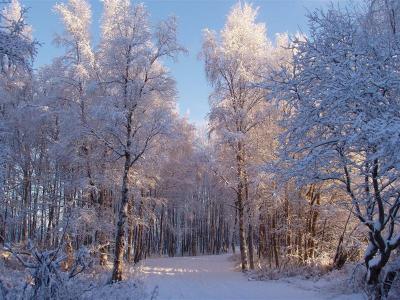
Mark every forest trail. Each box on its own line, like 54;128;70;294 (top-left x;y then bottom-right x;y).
140;254;358;300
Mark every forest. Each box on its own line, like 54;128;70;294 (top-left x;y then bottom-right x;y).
0;0;399;299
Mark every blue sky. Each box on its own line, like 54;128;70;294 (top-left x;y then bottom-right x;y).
22;0;347;126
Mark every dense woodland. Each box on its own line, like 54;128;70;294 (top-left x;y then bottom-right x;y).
0;0;400;299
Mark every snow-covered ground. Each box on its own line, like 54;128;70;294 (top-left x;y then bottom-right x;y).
139;254;363;300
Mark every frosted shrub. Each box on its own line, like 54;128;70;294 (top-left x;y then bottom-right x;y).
4;241;91;300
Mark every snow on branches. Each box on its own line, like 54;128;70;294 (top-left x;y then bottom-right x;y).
270;1;400;296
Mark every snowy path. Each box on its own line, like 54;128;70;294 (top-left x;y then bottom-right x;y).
140;254;360;300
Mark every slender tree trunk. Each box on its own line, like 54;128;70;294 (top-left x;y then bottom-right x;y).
231;208;237;254
258;221;267;258
22;167;30;241
111;152;131;282
248;223;254;269
244;173;254;270
159;204;164;256
236;142;248;271
111;108;133;281
272;213;279;268
127;200;134;263
134;199;144;264
237;189;247;271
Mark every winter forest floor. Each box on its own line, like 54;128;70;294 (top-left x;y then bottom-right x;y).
1;251;368;299
138;254;363;300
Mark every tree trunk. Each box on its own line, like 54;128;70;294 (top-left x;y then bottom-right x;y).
126;199;134;262
258;221;267;258
248;223;254;269
237;190;247;271
22;167;30;241
134;199;144;264
272;214;279;268
231;208;238;254
236;142;248;271
365;242;391;300
159;204;164;256
111;150;131;282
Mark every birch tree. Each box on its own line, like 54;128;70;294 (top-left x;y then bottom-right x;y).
51;0;97;269
201;2;270;271
96;0;183;281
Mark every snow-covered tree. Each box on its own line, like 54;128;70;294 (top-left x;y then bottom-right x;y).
270;1;400;296
0;0;36;73
50;0;98;269
201;2;271;271
53;0;94;120
95;0;184;281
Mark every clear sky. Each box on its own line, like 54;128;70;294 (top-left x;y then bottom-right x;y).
21;0;346;126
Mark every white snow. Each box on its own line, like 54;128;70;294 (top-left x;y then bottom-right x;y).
139;254;363;300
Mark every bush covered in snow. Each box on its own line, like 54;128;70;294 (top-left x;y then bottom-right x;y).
0;242;146;300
